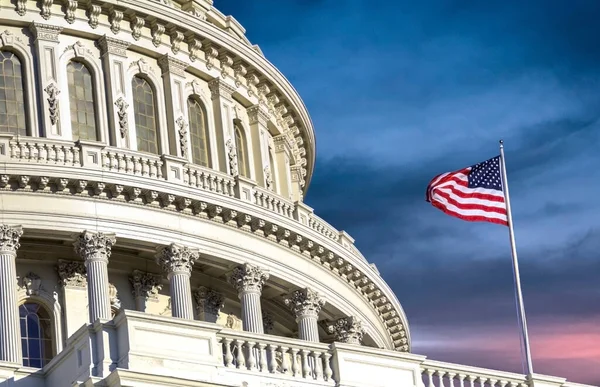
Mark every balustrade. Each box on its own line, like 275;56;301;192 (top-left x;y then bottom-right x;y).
308;214;340;242
254;186;294;218
183;164;235;197
421;361;528;387
9;138;80;166
101;148;163;179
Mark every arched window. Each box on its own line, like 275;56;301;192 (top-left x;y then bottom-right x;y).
19;302;54;368
187;97;210;167
235;125;250;178
132;76;158;154
0;50;26;136
268;150;277;192
67;61;98;141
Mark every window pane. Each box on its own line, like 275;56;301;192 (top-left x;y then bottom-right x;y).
132;76;158;154
187;98;210;167
0;51;27;135
67;61;98;141
19;303;54;368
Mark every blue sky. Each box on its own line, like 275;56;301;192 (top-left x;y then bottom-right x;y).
216;1;600;383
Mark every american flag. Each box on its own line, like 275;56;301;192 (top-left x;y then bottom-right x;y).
426;156;507;225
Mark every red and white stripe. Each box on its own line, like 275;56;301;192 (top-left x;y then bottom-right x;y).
426;168;507;226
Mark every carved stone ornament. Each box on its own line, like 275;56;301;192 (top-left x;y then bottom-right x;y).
41;0;52;19
284;288;326;319
87;4;101;29
225;138;238;177
65;0;78;24
29;23;63;42
327;316;365;345
57;259;87;287
74;231;117;264
228;263;269;294
114;97;129;138
130;270;162;300
225;313;242;330
130;16;145;41
16;0;27;16
247;105;270;126
97;36;129;58
0;225;23;254
155;243;199;276
109;283;121;310
207;78;234;101
19;272;43;296
263;310;274;333
44;83;60;125
264;166;274;191
130;58;150;74
176;116;189;158
64;41;92;58
0;30;19;47
194;286;224;315
109;8;123;34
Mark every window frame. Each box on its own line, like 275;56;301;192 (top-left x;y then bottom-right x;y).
187;96;211;168
66;60;99;142
131;74;160;155
234;123;250;178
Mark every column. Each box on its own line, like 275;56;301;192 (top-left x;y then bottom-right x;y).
193;286;224;323
74;231;116;323
228;263;269;333
0;225;23;364
29;23;62;138
208;78;236;174
130;270;163;312
284;288;326;342
56;259;88;338
158;55;190;158
327;316;365;345
97;35;131;147
247;104;271;187
156;243;199;319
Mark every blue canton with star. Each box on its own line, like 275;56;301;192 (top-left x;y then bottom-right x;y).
467;156;503;191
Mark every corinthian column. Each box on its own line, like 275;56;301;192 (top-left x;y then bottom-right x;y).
130;270;163;312
74;231;116;323
228;263;269;333
0;225;23;363
156;243;199;320
284;288;326;342
194;286;224;323
327;316;365;345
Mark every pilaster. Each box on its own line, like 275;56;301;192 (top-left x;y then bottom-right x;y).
158;55;190;158
247;104;271;188
208;78;236;174
156;243;199;320
97;35;131;148
74;231;116;323
284;287;325;342
228;263;269;333
56;259;88;337
193;286;224;323
129;270;162;312
0;225;23;364
328;316;365;345
29;23;62;139
273;134;293;199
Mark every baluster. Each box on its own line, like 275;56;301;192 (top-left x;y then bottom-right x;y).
65;145;73;164
290;348;299;377
109;153;117;170
27;142;34;161
116;154;124;172
156;161;163;179
132;157;140;175
467;376;476;387
234;339;245;369
73;145;80;165
246;341;256;370
424;369;435;387
458;374;467;387
312;351;323;380
437;371;446;387
9;141;16;159
489;379;498;387
257;343;268;372
322;352;333;382
279;346;290;375
498;380;507;387
300;349;310;378
200;171;207;190
479;377;488;387
37;144;46;162
209;175;216;191
17;142;24;160
267;344;277;374
448;373;456;387
216;177;223;194
222;337;233;367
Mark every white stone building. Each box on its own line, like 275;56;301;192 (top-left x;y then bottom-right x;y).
0;1;593;386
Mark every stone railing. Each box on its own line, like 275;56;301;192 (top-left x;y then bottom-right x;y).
308;213;340;242
421;360;529;387
253;186;295;218
218;329;334;384
101;147;164;180
9;137;81;166
184;163;236;197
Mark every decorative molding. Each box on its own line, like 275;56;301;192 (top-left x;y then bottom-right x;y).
194;286;224;316
65;0;78;23
187;37;203;62
97;36;129;57
18;272;43;296
115;97;129;138
284;288;325;320
57;259;86;288
109;8;124;34
187;79;204;97
264;166;273;191
176;116;188;158
157;55;188;77
0;30;23;47
130;58;151;74
224;313;242;330
16;0;27;16
225;138;238;177
208;78;235;101
202;41;219;70
87;4;102;29
327;316;365;345
247;105;270;126
0;225;23;254
29;23;63;42
130;270;162;300
44;83;60;125
63;41;92;58
170;29;184;54
233;60;247;88
150;21;165;47
155;243;199;276
219;53;234;79
41;0;53;20
109;283;121;310
130;16;145;41
229;263;269;294
74;231;117;264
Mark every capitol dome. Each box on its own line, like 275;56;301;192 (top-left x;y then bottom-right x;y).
0;1;591;387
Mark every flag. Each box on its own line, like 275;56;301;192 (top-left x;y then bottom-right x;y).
426;156;507;225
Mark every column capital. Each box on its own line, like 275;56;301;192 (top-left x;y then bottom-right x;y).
193;286;224;315
229;263;269;294
130;270;163;300
0;225;23;255
74;231;116;264
57;259;87;288
208;77;235;101
247;104;270;126
327;316;365;345
29;22;63;42
97;35;130;57
156;243;199;276
284;287;326;320
158;54;189;77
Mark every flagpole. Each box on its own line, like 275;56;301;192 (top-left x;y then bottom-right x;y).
499;140;534;375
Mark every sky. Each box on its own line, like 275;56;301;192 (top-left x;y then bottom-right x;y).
216;1;600;383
